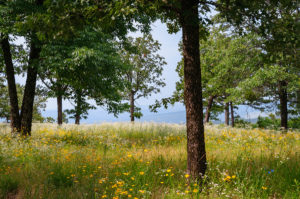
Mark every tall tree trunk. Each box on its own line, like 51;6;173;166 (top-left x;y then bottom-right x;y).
57;94;63;125
279;81;288;130
74;91;81;125
224;102;229;125
229;101;234;127
20;40;41;136
204;95;215;124
0;37;21;132
75;114;80;125
180;0;207;180
130;91;135;122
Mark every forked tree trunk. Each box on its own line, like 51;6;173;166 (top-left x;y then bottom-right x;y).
180;0;207;180
57;94;63;125
130;91;135;122
229;101;234;127
204;95;215;124
20;41;41;136
224;102;229;125
0;37;21;132
279;81;288;130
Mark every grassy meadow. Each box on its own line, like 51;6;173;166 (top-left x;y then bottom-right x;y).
0;123;299;199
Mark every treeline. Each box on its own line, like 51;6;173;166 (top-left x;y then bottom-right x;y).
0;0;298;181
152;23;299;130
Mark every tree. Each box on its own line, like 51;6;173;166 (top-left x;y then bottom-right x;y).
65;89;96;125
218;0;299;129
121;35;166;122
0;0;153;135
135;0;217;180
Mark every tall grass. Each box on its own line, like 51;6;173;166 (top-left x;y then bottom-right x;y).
0;123;299;198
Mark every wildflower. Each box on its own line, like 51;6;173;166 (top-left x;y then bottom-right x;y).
185;174;190;178
223;175;231;182
268;169;274;174
139;172;144;175
166;169;171;173
50;172;54;175
139;190;145;194
160;181;164;184
123;172;129;176
231;175;236;179
262;186;267;190
128;195;132;198
193;189;199;193
102;195;107;198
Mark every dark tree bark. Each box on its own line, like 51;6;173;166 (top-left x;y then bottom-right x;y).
0;37;21;132
130;90;135;122
279;81;288;130
229;101;234;127
57;94;63;125
180;0;207;180
75;114;80;125
204;95;215;124
224;102;229;125
20;40;41;136
74;91;82;125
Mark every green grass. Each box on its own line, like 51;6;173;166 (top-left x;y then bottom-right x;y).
0;123;299;198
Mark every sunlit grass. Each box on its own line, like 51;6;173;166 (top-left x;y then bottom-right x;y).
0;123;299;198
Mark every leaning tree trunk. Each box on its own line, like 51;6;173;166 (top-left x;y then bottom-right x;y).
0;37;21;132
130;91;135;122
224;102;229;125
229;101;234;127
204;95;215;124
279;81;288;130
180;0;207;180
20;40;41;136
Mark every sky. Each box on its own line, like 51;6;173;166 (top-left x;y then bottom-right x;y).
12;20;270;123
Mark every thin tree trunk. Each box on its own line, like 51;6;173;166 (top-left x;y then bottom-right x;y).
20;40;41;136
130;91;135;122
0;37;21;132
229;101;234;127
279;81;288;130
204;95;214;124
57;94;63;125
224;102;229;125
180;0;207;180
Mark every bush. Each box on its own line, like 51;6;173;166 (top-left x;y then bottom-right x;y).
256;114;280;130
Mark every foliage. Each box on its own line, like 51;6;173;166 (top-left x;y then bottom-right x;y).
0;84;47;123
255;114;300;130
120;34;166;120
